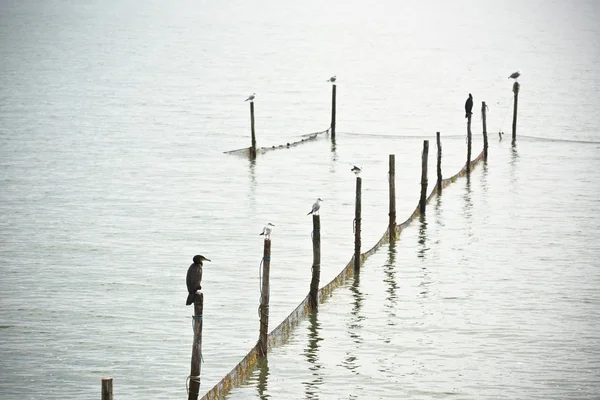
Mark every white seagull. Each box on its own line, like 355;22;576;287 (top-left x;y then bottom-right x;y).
307;198;323;216
508;70;520;80
327;76;336;83
259;223;275;239
245;93;256;102
351;165;362;176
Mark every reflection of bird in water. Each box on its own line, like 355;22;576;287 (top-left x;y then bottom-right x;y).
327;75;336;83
499;131;504;140
245;93;256;102
508;70;521;80
186;255;210;305
307;198;323;215
259;223;275;239
465;93;473;118
351;165;362;176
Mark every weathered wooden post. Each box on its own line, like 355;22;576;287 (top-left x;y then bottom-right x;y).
354;176;362;271
482;101;488;160
188;292;204;400
258;238;271;356
419;140;429;214
512;82;520;144
466;113;472;174
250;101;257;158
101;377;113;400
436;132;442;192
330;83;337;140
388;154;396;241
309;215;321;309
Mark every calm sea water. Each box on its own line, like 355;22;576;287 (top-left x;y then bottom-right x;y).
1;0;599;399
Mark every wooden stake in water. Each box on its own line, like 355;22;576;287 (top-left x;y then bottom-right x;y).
354;176;362;271
436;132;442;192
258;239;271;356
250;101;257;158
482;101;488;160
388;154;396;241
467;114;472;174
419;140;429;214
101;377;113;400
188;292;204;400
330;84;337;140
310;215;321;309
512;82;520;144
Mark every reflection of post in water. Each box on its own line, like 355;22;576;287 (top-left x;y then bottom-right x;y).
344;272;364;373
256;357;270;400
417;214;428;259
383;242;398;322
510;142;519;189
303;309;323;399
247;158;257;210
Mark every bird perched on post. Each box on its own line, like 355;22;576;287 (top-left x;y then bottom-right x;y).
260;223;275;239
245;93;256;102
508;70;520;80
465;93;473;118
186;255;210;305
351;165;362;176
327;75;336;83
307;198;323;215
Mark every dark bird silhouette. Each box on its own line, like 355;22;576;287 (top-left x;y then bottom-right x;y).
465;93;473;118
186;255;210;305
508;70;521;80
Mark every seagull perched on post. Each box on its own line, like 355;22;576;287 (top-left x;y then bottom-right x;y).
351;165;362;176
465;93;473;118
245;93;256;102
508;70;521;80
259;223;275;239
307;198;323;215
327;76;336;83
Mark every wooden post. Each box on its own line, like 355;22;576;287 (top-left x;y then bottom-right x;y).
309;215;321;309
512;82;520;144
250;101;257;158
436;132;442;192
101;378;113;400
388;154;396;241
258;239;271;356
330;84;337;140
353;177;362;271
466;114;472;174
482;102;488;160
419;140;429;214
188;292;204;400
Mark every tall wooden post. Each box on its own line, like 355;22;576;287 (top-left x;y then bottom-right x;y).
512;82;520;144
309;215;321;309
436;132;442;192
188;292;204;400
250;101;257;158
482;102;488;160
101;378;113;400
330;84;337;140
354;177;362;271
388;154;396;241
258;239;271;356
419;140;429;214
466;114;472;174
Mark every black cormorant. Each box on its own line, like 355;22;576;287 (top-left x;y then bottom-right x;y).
465;93;473;118
186;255;210;305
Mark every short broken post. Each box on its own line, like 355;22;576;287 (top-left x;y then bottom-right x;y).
188;292;204;400
258;238;271;356
101;377;113;400
482;101;488;160
436;132;442;192
388;154;396;241
354;176;362;271
309;215;321;310
419;140;429;214
512;82;520;144
250;101;257;158
330;83;337;140
466;113;472;174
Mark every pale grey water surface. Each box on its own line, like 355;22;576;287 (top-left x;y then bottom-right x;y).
1;0;599;399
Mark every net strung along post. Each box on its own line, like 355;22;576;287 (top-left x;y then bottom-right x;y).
101;377;113;400
188;292;204;400
309;214;321;310
436;132;442;193
419;140;429;214
250;101;257;158
482;101;488;160
258;238;271;356
388;154;396;241
354;176;362;271
330;83;337;140
512;82;520;144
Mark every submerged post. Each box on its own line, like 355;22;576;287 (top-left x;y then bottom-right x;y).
512;82;520;143
354;176;362;271
250;101;257;158
466;114;472;174
330;84;337;140
188;292;204;400
419;140;429;214
388;154;396;241
482;101;488;160
436;132;442;192
101;378;113;400
258;239;271;356
309;215;321;309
